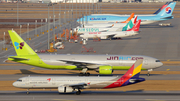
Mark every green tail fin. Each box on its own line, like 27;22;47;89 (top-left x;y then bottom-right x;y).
122;20;134;31
8;30;37;56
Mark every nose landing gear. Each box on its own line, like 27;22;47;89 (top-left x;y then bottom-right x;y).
147;69;153;76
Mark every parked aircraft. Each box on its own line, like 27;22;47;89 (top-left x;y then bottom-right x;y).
80;15;137;28
80;19;141;40
75;16;137;34
13;59;145;95
77;2;176;25
8;30;163;76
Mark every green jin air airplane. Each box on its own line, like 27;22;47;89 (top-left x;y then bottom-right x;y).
8;30;163;76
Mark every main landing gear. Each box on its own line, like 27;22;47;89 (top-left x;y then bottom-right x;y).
79;72;90;76
76;89;81;95
27;89;29;94
79;68;90;76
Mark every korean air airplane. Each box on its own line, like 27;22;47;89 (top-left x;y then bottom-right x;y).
77;2;176;25
8;30;163;76
13;59;145;95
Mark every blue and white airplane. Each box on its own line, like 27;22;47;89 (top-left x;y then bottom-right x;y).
77;2;176;25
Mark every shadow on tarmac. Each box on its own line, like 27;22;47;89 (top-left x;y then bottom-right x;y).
17;69;161;77
0;90;180;96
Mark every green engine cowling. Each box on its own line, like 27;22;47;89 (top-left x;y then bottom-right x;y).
98;66;113;75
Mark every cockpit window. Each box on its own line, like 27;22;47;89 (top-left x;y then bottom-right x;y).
156;60;161;62
17;80;22;82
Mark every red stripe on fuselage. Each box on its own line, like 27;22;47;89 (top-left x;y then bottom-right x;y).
103;64;135;88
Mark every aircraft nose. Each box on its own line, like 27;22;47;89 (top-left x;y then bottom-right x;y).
157;61;163;68
12;82;18;87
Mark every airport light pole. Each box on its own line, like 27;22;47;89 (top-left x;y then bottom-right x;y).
76;0;77;27
41;19;42;34
53;15;55;48
59;2;61;34
35;20;37;36
47;3;52;49
17;0;19;26
89;0;90;15
64;12;66;41
53;4;55;48
59;13;61;33
20;25;22;36
96;2;98;14
3;32;5;50
71;9;73;36
82;0;84;25
86;0;87;24
65;0;66;23
27;23;29;40
92;0;94;14
46;18;47;33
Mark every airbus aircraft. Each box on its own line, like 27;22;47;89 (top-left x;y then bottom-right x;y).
8;30;163;76
77;2;176;25
80;20;141;40
13;59;145;95
75;16;137;34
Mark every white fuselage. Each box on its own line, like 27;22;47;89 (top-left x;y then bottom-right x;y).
80;31;139;39
13;76;119;89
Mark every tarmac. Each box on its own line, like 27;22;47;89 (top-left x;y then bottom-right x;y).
1;2;180;101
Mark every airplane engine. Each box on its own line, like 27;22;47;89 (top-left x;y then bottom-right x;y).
58;86;74;93
100;36;107;39
96;66;113;75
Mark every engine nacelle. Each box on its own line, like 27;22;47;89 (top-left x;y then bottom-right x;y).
58;86;74;93
100;36;107;39
97;66;113;75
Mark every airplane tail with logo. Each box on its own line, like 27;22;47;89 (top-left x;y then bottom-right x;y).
154;2;172;14
126;19;141;32
8;30;38;61
156;2;176;18
121;16;138;31
132;15;138;25
119;59;145;87
121;13;134;23
104;59;145;88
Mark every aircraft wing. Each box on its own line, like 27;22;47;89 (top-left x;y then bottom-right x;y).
69;82;88;89
100;30;109;32
59;60;108;69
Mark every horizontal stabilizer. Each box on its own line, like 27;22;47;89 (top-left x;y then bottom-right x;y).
8;56;29;60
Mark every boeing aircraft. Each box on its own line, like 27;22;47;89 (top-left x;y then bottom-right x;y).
8;30;163;76
77;2;176;25
80;20;141;40
13;59;145;95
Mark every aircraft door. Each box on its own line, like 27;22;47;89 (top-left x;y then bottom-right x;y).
144;59;148;65
25;78;29;85
39;59;42;64
52;78;56;85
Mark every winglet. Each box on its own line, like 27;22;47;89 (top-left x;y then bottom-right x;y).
8;30;37;56
126;20;141;32
121;13;134;23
